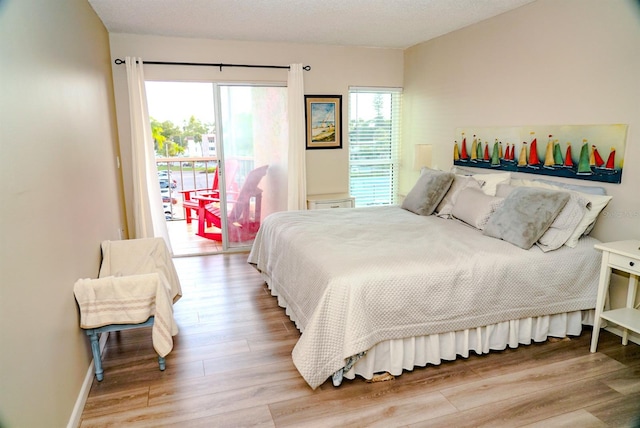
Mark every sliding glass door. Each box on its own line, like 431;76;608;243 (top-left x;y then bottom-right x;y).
146;81;287;255
216;84;288;250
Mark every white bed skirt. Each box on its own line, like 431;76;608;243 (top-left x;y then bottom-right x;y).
338;310;595;385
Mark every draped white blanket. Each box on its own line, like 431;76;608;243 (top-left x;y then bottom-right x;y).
248;206;601;389
73;273;178;357
99;237;182;302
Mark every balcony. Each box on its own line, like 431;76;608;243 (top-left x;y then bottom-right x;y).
155;157;254;256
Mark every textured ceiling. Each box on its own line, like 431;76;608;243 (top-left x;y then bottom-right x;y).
88;0;535;49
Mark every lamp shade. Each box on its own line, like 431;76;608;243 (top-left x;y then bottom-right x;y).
414;144;433;170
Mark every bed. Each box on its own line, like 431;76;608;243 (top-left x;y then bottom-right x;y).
247;169;611;389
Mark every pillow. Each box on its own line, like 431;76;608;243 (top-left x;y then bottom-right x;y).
401;168;454;216
472;172;512;196
451;187;504;230
435;174;483;218
536;192;590;252
565;193;611;244
509;178;612;246
483;187;570;250
498;182;590;251
450;166;511;196
495;182;516;198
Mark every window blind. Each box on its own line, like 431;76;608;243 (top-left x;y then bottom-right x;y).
348;87;402;207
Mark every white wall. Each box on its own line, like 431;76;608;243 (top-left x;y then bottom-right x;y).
402;0;640;321
108;33;403;229
0;1;123;426
403;0;639;243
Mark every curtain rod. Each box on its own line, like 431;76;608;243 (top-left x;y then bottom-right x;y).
114;58;310;71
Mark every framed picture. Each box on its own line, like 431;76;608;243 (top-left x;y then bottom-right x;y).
305;95;342;150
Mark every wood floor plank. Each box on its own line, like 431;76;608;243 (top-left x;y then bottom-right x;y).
441;353;626;411
202;343;295;376
600;366;640;395
408;378;623;428
81;386;149;419
520;409;608;428
148;360;302;406
584;391;640;427
81;378;314;427
86;359;205;397
156;405;276;428
275;390;456;428
269;363;480;425
464;335;594;379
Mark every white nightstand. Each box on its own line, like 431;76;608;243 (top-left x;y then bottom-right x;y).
307;193;355;210
590;240;640;352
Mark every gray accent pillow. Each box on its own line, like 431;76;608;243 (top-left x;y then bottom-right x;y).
402;168;454;216
435;174;483;219
483;187;570;250
451;187;504;230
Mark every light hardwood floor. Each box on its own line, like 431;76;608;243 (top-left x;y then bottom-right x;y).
166;219;223;256
80;252;640;427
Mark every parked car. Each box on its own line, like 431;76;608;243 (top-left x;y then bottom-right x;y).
160;188;177;204
163;202;174;220
159;178;177;189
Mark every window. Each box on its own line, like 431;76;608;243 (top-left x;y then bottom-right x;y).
348;87;402;207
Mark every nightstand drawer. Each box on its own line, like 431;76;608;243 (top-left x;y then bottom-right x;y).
307;193;355;210
609;253;640;276
312;200;353;209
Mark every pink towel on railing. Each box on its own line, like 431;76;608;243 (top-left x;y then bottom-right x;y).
73;272;178;357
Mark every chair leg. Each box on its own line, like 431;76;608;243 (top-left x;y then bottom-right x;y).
159;356;166;371
88;331;104;381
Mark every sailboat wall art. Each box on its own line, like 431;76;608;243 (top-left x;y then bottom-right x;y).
453;124;627;184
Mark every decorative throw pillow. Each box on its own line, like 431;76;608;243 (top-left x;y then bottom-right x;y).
451;187;504;230
509;178;612;246
435;175;483;219
536;192;590;252
401;168;454;216
483;187;570;250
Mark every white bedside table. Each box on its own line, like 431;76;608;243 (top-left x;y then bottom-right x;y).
307;193;355;210
590;240;640;352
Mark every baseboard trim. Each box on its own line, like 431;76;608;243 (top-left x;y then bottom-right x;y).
67;332;109;428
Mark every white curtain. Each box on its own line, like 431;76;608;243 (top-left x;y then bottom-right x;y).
287;64;307;211
125;57;172;252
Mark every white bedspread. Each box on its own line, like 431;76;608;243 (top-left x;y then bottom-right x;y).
248;206;602;389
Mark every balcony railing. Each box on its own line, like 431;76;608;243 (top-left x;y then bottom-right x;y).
155;157;218;221
155;156;255;221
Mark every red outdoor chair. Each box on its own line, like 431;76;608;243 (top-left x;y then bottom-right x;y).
193;165;268;242
179;160;238;224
